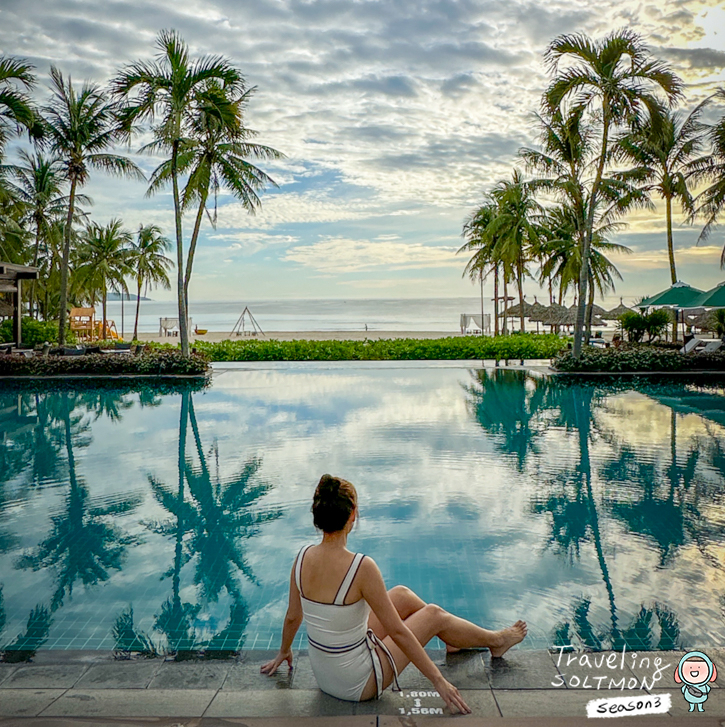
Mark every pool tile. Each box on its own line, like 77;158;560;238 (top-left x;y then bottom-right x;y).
0;688;65;716
494;688;601;717
2;664;89;689
483;650;563;689
74;660;163;689
148;661;231;689
41;688;216;717
222;651;293;691
204;689;356;717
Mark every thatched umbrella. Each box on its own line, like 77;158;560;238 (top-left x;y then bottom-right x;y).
501;299;535;318
603;298;634;320
0;299;12;318
537;304;568;330
527;299;548;322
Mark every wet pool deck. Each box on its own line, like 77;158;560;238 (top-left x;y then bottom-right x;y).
1;649;724;724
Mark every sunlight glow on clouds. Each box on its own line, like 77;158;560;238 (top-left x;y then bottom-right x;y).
2;0;725;301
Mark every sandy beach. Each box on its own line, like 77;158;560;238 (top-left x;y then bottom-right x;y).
135;330;463;343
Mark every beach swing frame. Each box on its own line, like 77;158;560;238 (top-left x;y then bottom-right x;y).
231;306;266;337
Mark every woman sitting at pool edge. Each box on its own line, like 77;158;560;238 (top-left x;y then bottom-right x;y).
261;474;527;714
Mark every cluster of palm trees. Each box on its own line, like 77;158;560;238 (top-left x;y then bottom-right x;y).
0;30;281;353
460;30;725;357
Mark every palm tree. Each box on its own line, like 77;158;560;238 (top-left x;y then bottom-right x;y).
129;225;172;341
459;201;499;335
40;66;144;345
544;30;683;357
146;81;283;309
75;219;133;339
3;151;91;318
689;88;725;266
487;170;541;332
14;393;141;611
0;56;37;153
616;100;710;283
113;29;246;357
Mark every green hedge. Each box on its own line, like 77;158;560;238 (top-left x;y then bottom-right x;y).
0;350;210;377
553;345;725;373
189;334;567;362
0;318;75;346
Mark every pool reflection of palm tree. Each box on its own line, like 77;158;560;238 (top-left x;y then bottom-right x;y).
464;369;548;471
15;393;141;610
147;392;281;658
1;601;53;662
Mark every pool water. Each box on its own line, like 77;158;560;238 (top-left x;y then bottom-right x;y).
0;364;724;657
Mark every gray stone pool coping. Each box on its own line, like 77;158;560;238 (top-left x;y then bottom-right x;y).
1;649;723;722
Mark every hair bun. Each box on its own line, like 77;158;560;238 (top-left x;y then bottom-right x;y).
318;474;340;498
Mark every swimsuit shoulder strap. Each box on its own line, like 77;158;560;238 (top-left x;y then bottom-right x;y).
333;552;366;605
294;544;313;593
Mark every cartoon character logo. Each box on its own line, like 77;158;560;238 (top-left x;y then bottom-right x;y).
674;651;717;712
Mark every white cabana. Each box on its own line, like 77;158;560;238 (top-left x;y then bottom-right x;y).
159;317;192;337
460;313;491;334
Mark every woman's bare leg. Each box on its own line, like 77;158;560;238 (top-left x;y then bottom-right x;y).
360;604;527;700
368;586;463;653
367;586;426;639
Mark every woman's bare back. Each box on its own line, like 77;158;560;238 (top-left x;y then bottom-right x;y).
298;545;366;605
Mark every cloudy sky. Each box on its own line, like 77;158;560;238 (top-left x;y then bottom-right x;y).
2;0;725;304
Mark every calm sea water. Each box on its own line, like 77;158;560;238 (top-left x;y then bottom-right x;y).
101;298;493;334
0;366;724;657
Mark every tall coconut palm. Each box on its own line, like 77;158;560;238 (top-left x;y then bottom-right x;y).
113;30;246;357
459;201;499;335
0;56;37;153
3;151;91;318
689;88;725;267
129;224;172;341
75;219;133;339
616;100;710;283
488;170;541;333
40;66;144;345
146;82;283;309
544;30;683;357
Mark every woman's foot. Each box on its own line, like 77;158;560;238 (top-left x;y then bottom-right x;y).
489;620;527;658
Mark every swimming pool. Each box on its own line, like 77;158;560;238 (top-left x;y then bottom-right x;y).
0;364;724;657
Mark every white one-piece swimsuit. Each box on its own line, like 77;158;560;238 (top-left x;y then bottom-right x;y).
295;544;401;701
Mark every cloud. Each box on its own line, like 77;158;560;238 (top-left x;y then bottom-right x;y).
283;237;461;273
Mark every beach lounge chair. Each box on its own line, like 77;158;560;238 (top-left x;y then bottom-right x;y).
702;339;723;353
679;338;701;354
69;307;96;341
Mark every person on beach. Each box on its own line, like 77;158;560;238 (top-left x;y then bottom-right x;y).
260;474;527;713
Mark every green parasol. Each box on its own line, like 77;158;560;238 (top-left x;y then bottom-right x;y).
638;281;705;308
690;281;725;309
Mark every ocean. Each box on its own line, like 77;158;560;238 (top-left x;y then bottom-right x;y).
99;298;493;334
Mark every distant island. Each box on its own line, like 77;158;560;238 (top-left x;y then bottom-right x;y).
106;292;152;301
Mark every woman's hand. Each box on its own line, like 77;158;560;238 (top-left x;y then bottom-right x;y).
434;676;471;715
260;648;293;676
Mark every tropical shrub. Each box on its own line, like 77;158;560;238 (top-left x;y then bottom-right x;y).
191;334;568;362
619;310;671;343
714;309;725;337
0;350;210;377
643;309;671;341
553;345;725;373
0;318;74;346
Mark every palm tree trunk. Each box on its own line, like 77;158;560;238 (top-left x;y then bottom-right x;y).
102;287;107;340
184;188;209;313
479;269;484;337
171;140;189;357
493;264;499;336
30;220;41;319
517;254;525;333
502;274;509;335
174;391;189;607
133;276;142;341
58;177;78;346
585;274;594;340
666;195;677;285
574;113;610;359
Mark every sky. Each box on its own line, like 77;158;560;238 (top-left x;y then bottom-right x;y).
2;0;725;305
